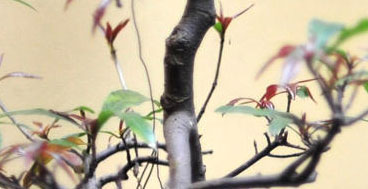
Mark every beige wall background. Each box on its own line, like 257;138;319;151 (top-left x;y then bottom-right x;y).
1;0;368;188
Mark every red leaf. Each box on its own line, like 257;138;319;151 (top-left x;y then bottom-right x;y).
256;45;296;79
279;45;296;57
111;19;129;43
105;22;113;43
260;84;279;102
216;3;254;33
222;17;233;31
93;0;112;32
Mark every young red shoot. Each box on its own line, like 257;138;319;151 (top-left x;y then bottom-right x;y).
105;19;129;46
214;2;254;36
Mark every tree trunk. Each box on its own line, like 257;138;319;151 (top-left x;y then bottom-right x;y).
161;0;215;188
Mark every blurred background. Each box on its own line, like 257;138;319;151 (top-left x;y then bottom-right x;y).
1;0;368;188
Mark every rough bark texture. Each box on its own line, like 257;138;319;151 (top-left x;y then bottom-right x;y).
161;0;215;188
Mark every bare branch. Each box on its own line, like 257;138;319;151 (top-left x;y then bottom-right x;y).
201;150;213;155
194;116;342;189
98;156;168;187
268;152;306;158
253;140;258;155
344;108;368;125
191;173;316;189
197;35;225;123
0;172;24;189
225;135;286;178
96;141;166;164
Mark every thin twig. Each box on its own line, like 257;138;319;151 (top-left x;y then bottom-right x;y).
197;36;225;123
121;136;132;165
344;85;359;111
96;141;166;164
142;153;156;189
98;156;168;187
224;135;284;178
0;99;34;141
286;94;292;113
268;152;306;158
130;0;162;187
202;150;214;155
253;140;258;155
283;142;308;151
344;108;368;125
264;133;271;145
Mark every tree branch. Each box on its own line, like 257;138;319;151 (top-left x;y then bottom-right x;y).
190;173;316;189
161;0;215;188
0;173;24;189
192;117;342;189
98;156;168;187
344;108;368;125
224;136;281;178
96;141;166;164
197;36;225;123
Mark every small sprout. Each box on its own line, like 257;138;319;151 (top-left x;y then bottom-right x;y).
32;121;61;140
105;19;130;46
214;2;254;36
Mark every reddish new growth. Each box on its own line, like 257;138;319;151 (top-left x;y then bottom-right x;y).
105;19;130;45
216;3;254;35
226;79;317;110
32;121;60;140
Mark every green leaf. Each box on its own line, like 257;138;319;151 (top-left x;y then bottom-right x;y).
308;19;344;49
269;117;291;136
118;112;156;149
0;108;79;127
216;105;293;136
72;106;95;114
11;0;37;11
332;18;368;48
215;105;293;119
364;82;368;94
296;86;310;98
214;22;223;34
97;90;148;128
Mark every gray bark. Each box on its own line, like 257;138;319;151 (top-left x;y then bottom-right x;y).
161;0;215;188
